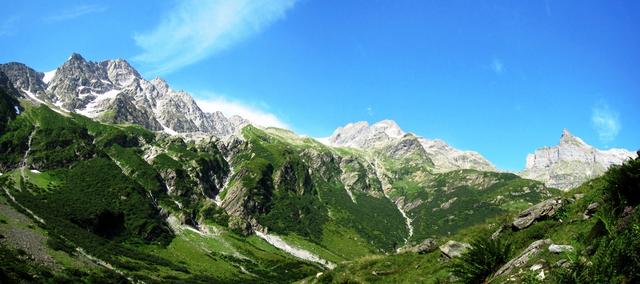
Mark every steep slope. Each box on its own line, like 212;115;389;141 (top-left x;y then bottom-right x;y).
0;101;320;283
520;129;636;190
326;120;497;172
0;53;247;137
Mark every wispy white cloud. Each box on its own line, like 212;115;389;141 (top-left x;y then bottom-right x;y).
491;58;504;74
45;5;107;22
591;102;621;143
195;93;289;129
366;106;374;116
133;0;297;74
0;16;20;36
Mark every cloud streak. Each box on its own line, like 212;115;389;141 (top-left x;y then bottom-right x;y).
133;0;297;74
591;102;621;143
45;5;107;22
195;94;289;129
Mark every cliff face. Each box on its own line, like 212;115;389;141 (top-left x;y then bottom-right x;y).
520;129;636;190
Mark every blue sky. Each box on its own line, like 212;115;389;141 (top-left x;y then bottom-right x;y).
1;0;639;170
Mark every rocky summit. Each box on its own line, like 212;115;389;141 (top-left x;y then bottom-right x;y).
0;53;247;137
326;119;497;172
520;129;637;190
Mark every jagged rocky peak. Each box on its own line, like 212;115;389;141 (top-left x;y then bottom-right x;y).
521;129;636;191
559;128;588;147
328;119;406;149
0;53;249;138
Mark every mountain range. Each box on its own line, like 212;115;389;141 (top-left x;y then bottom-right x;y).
0;54;638;283
0;53;634;190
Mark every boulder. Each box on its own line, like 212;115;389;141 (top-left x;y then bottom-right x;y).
439;240;471;258
400;238;438;254
512;198;564;230
493;239;551;278
583;202;599;219
549;244;574;253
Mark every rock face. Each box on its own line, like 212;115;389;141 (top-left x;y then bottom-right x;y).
439;240;471;258
520;129;636;190
494;239;552;278
0;53;247;137
512;198;564;230
326;120;496;172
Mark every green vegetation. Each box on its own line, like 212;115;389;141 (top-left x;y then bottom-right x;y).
449;237;512;283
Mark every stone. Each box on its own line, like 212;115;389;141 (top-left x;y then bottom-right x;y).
583;202;599;219
439;240;472;258
512;198;564;230
400;238;438;254
493;239;551;278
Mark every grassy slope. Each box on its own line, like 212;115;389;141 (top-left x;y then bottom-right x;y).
0;103;320;283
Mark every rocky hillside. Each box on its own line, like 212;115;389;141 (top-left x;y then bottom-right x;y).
0;53;247;137
520;129;636;190
307;154;640;283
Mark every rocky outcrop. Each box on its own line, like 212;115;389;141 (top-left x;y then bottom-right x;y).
583;202;599;219
439;240;471;258
520;129;636;190
399;238;437;254
493;239;552;278
339;156;383;199
512;198;564;230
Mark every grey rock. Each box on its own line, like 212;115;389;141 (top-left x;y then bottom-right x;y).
439;240;471;258
400;238;438;254
493;239;552;278
583;202;599;219
512;198;564;230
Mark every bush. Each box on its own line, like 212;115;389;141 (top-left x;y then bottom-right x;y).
602;156;640;216
449;237;512;283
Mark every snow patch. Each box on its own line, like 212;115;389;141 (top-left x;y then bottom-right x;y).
255;231;335;269
43;69;56;84
159;122;178;135
21;89;46;105
77;89;121;117
14;106;20;114
214;167;233;206
30;169;41;174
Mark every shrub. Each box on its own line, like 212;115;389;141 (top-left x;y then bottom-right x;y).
449;237;512;283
